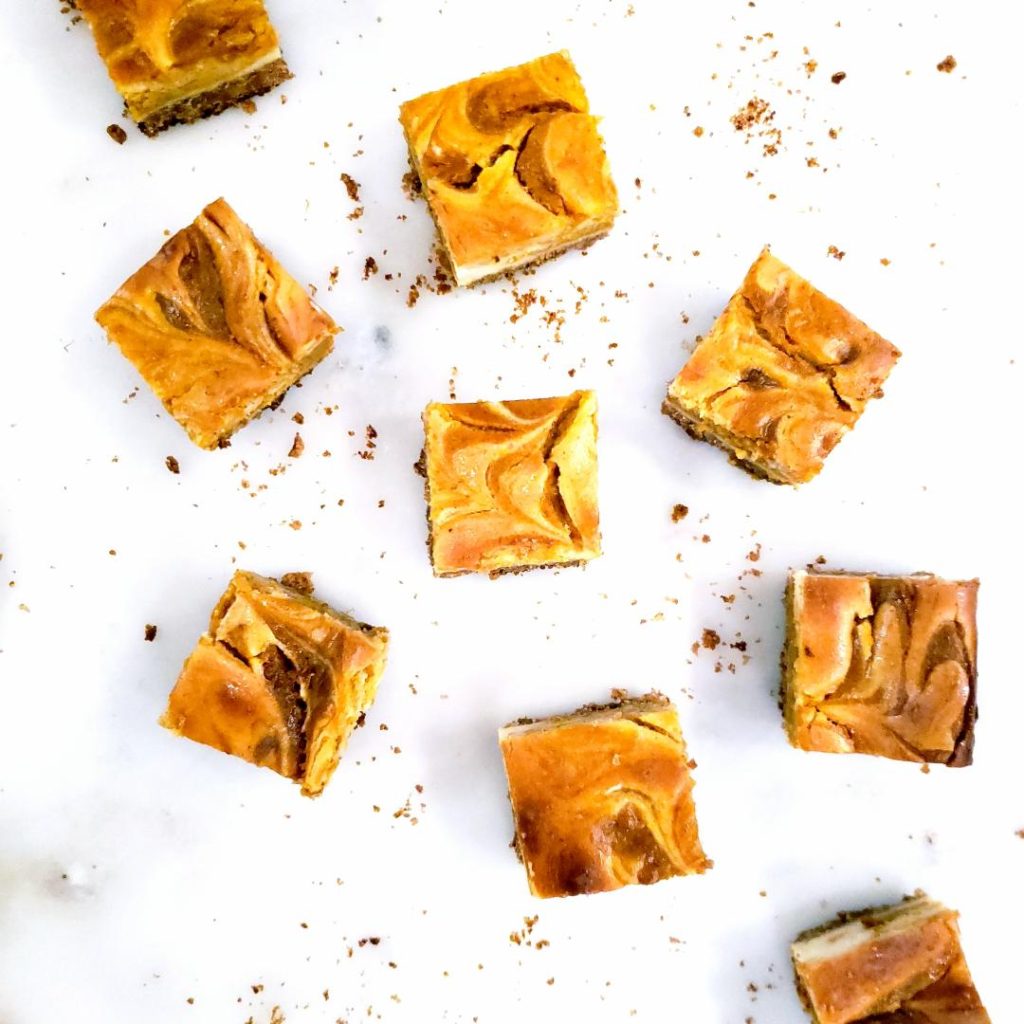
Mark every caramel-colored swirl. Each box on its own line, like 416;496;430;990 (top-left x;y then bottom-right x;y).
784;571;978;765
96;198;338;449
422;390;600;576
160;571;389;796
665;249;900;484
76;0;281;117
792;896;991;1024
499;698;710;898
399;52;618;278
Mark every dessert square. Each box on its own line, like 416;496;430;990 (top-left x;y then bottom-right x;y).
782;570;979;766
663;249;900;484
75;0;291;136
419;390;600;577
791;894;991;1024
499;695;710;898
96;198;338;450
160;571;388;797
399;51;618;286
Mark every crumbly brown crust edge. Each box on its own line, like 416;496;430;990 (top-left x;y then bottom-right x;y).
661;396;794;485
135;57;291;137
502;692;672;732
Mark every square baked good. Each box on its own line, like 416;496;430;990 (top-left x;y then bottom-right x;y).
663;249;900;484
96;198;338;450
160;571;388;797
499;695;710;898
782;570;978;766
419;390;600;577
399;51;618;286
791;894;990;1023
74;0;291;136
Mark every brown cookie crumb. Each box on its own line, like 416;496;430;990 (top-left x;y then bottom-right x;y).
288;433;305;458
358;424;378;461
280;572;314;595
936;55;957;73
701;628;721;650
165;455;180;474
340;173;361;202
671;503;689;522
402;169;422;199
827;245;845;260
363;256;379;280
831;71;847;84
106;124;127;145
144;624;158;641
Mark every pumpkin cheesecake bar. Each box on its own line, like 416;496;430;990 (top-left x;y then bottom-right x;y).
791;894;990;1023
782;569;979;766
161;571;389;797
418;390;600;577
499;694;710;898
663;249;900;484
96;198;338;450
74;0;291;136
399;51;618;285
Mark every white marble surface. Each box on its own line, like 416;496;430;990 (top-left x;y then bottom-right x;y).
0;1;1020;1021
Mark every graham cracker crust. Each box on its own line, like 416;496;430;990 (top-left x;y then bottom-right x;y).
661;397;787;486
136;57;292;136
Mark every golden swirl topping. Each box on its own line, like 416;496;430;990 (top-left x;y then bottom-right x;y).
76;0;280;93
792;896;991;1024
160;571;389;797
422;390;600;576
784;571;978;765
399;52;618;280
666;249;900;484
96;198;338;450
499;698;710;898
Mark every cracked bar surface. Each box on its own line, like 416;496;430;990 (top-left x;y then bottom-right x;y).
791;894;991;1023
499;694;710;898
96;198;338;450
421;390;600;577
75;0;291;135
782;570;979;766
663;249;900;484
160;571;389;797
399;51;618;286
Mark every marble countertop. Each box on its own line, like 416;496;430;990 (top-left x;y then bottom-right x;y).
1;1;1019;1021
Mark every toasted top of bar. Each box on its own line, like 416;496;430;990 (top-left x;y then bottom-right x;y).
400;51;618;275
161;571;388;796
96;198;338;449
792;895;989;1024
786;570;979;765
76;0;282;118
667;250;900;483
499;695;709;897
423;390;600;574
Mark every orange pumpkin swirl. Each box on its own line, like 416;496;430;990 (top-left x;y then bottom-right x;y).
421;390;600;577
782;570;979;766
400;52;618;285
